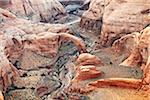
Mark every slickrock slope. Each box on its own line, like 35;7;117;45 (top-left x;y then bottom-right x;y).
0;0;66;22
59;49;148;100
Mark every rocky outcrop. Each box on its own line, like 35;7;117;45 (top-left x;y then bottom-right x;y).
0;12;69;35
89;78;142;89
113;26;150;91
0;0;66;22
100;0;150;47
80;0;106;31
67;53;103;95
80;0;150;47
0;10;87;99
75;65;102;80
74;53;103;81
1;1;150;99
112;32;141;57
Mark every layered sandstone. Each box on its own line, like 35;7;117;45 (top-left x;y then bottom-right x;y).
80;0;150;47
74;53;103;81
112;26;150;92
80;0;106;31
0;9;87;99
100;0;150;47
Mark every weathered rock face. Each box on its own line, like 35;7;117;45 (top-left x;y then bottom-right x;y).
1;0;66;22
100;0;150;47
74;53;103;81
80;0;106;31
114;27;150;91
80;0;150;47
1;1;150;99
66;53;102;92
0;10;87;99
0;13;69;35
112;32;141;56
119;27;150;68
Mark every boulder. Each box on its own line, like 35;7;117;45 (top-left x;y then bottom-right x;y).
75;65;102;81
73;53;103;81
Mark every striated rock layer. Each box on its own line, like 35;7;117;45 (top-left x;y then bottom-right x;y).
80;0;106;31
74;53;103;81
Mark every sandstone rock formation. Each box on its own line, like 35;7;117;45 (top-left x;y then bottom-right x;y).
80;0;150;47
74;53;103;81
0;9;87;99
89;78;142;89
66;52;146;100
113;26;150;91
0;30;86;91
0;0;66;22
0;10;69;35
112;32;141;55
100;0;150;47
65;53;103;98
80;0;106;31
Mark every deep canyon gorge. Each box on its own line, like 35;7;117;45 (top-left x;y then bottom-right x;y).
0;0;150;100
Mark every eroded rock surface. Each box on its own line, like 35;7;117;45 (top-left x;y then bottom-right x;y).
80;0;150;47
80;0;106;31
74;53;103;81
0;9;87;99
0;0;66;22
100;0;150;47
113;26;150;92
